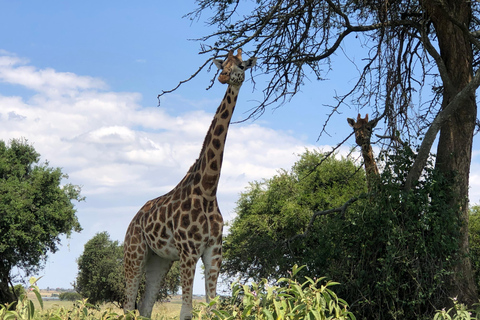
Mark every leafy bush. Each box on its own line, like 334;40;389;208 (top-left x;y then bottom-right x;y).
194;265;355;320
325;146;461;319
0;277;44;320
222;146;463;320
432;298;480;320
469;205;480;292
222;150;366;282
0;277;149;320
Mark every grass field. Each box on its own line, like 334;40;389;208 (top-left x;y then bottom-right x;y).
26;291;203;319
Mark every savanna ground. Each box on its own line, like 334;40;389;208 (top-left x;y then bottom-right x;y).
27;290;205;319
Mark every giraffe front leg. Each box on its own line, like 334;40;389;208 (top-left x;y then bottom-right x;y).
179;254;199;320
202;243;223;303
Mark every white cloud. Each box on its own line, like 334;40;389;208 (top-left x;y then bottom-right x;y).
0;53;106;96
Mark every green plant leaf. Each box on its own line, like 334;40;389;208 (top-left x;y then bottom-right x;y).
262;309;274;320
32;289;43;310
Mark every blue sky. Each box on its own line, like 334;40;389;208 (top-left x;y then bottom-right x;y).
1;1;479;295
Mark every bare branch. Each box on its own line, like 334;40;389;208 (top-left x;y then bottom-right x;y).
404;69;480;191
408;21;455;96
301;131;355;180
157;58;215;105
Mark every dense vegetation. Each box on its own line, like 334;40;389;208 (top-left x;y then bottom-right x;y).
222;148;468;319
0;139;83;304
75;232;125;307
222;150;366;281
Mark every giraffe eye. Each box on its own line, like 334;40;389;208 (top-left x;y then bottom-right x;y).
238;65;245;70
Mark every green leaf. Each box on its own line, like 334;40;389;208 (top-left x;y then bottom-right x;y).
242;304;255;318
274;299;285;318
33;289;43;310
261;308;273;320
28;299;35;319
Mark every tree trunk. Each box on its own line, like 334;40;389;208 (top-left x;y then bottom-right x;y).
0;275;14;305
423;0;478;304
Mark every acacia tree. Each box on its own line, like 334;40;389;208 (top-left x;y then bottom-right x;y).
172;0;480;304
0;138;83;304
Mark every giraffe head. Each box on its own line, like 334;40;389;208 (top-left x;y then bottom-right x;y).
213;49;257;86
347;113;374;147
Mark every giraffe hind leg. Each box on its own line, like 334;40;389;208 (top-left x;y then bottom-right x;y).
123;232;148;313
138;251;174;318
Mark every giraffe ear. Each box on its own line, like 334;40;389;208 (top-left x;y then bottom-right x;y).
213;59;224;70
242;57;257;70
347;118;356;127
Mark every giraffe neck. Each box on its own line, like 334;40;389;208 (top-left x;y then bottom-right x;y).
186;84;240;198
361;144;379;186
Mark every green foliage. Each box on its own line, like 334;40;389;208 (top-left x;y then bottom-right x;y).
223;147;462;319
0;274;475;320
11;284;26;299
76;232;180;307
0;277;44;320
433;298;480;320
0;138;83;304
222;150;366;281
59;292;83;301
469;205;480;290
76;232;125;307
195;265;355;320
330;146;461;319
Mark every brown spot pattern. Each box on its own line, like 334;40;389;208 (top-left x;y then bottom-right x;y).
123;49;249;320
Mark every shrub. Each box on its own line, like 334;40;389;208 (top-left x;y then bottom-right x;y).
433;298;480;320
301;146;461;320
194;265;356;320
59;291;82;301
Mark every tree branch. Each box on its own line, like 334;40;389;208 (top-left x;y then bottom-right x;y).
409;21;455;96
404;69;480;191
157;57;215;105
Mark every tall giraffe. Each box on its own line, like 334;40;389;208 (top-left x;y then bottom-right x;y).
123;49;257;320
347;113;379;190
